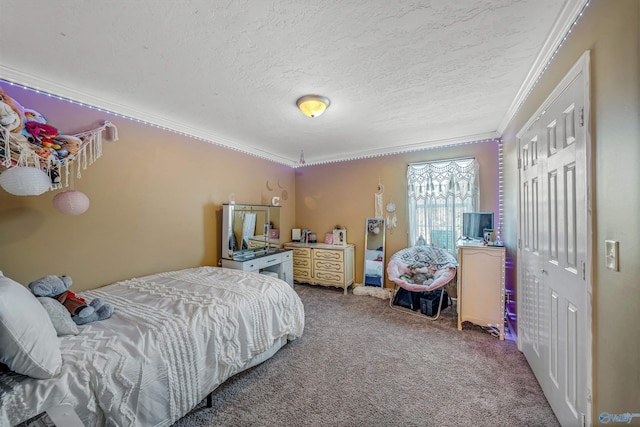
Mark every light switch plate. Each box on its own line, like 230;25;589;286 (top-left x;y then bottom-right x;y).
605;240;619;271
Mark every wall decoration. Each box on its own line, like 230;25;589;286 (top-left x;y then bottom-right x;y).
386;201;397;230
264;179;288;205
0;166;51;196
374;177;384;218
53;190;90;215
1;119;118;194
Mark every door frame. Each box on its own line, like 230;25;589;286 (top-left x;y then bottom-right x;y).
516;50;593;425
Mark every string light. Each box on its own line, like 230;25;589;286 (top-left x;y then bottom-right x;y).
4;0;590;170
497;139;504;244
0;79;291;167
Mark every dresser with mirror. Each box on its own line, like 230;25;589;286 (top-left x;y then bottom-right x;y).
220;203;293;287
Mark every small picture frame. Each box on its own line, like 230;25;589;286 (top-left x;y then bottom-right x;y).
324;233;333;244
333;229;347;246
483;228;495;244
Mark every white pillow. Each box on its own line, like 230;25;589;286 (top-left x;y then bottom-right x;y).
0;273;63;378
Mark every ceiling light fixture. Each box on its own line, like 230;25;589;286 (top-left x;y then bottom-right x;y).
296;95;330;118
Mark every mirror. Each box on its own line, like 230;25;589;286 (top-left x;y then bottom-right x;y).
363;218;385;287
222;204;281;260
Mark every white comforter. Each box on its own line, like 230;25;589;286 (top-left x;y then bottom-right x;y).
0;267;305;427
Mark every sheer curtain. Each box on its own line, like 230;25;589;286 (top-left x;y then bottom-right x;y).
407;158;479;253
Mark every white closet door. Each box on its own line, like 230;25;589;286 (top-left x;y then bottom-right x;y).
518;52;591;427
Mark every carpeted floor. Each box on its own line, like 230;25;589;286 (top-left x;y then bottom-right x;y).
172;283;559;427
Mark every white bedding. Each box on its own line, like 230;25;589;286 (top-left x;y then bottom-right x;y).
0;266;305;427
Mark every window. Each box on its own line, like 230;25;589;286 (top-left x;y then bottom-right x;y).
407;158;479;253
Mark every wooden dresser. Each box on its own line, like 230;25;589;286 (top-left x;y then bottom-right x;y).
457;242;506;340
283;242;355;294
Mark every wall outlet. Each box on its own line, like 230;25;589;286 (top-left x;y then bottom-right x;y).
605;240;619;271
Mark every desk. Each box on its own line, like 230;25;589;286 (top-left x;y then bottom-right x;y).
221;249;293;287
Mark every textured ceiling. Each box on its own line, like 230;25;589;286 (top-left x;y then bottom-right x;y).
0;1;586;166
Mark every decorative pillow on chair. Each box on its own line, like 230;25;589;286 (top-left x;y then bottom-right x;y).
0;272;62;379
37;297;79;336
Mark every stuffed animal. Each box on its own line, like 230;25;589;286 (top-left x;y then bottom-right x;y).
0;88;24;134
28;275;114;325
399;267;435;286
53;134;83;158
23;108;47;124
25;122;61;149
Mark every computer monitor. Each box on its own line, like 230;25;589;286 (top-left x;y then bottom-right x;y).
462;212;494;240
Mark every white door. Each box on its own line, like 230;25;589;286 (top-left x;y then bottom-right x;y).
517;52;592;426
518;117;544;373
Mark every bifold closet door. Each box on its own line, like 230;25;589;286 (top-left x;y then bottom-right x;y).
517;52;591;426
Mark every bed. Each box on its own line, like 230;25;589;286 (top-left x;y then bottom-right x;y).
0;266;305;427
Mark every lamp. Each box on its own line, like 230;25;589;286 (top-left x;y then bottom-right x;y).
296;95;330;118
53;190;90;215
0;167;51;196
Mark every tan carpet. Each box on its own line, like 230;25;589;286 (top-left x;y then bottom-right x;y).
173;283;559;427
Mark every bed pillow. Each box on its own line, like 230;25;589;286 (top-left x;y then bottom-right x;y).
37;297;79;336
0;272;63;379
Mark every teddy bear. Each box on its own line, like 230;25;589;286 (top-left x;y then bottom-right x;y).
399;267;435;286
0;88;28;145
28;275;114;325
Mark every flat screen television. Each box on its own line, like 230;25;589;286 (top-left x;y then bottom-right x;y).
462;212;494;240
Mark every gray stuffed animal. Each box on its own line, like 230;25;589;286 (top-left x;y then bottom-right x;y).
28;275;114;325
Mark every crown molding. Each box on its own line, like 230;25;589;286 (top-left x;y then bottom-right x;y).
0;68;296;168
497;0;591;134
299;132;501;167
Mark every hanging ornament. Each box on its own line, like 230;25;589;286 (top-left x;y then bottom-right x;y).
386;201;397;230
374;177;384;218
53;190;90;215
0;166;51;196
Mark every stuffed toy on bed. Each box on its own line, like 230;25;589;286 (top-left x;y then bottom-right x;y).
28;275;114;325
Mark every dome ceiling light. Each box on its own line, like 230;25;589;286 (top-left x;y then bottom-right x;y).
296;95;330;118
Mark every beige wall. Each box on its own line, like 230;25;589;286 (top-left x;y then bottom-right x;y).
294;140;499;288
500;0;640;422
0;84;296;290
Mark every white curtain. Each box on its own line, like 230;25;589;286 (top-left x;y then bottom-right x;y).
407;158;479;253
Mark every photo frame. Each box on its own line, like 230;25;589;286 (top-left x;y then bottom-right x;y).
483;228;495;244
333;229;347;246
324;233;333;244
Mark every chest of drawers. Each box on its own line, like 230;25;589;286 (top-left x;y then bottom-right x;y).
284;243;355;294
